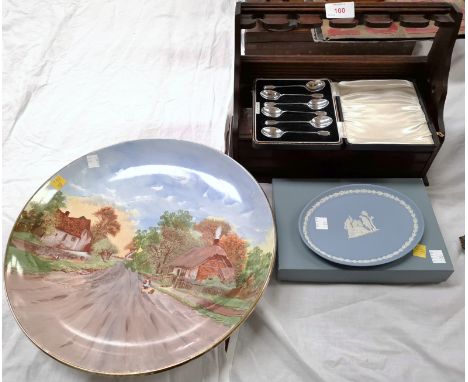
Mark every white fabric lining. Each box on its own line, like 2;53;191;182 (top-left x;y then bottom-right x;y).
337;80;434;145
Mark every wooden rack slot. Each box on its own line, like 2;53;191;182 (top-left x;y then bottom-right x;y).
399;15;430;27
329;18;359;28
364;15;394;28
297;14;323;28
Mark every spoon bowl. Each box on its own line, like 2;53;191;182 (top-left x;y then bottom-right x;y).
313;115;334;128
260;90;283;101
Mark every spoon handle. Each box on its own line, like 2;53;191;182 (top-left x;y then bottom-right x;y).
284;130;331;136
283;110;317;114
279;93;312;98
265;120;312;126
264;85;306;90
265;102;307;107
286;120;313;123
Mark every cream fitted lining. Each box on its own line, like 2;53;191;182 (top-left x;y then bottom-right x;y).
337;80;434;145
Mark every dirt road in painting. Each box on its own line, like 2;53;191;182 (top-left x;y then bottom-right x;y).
5;263;227;374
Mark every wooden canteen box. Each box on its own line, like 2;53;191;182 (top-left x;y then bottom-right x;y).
227;2;462;185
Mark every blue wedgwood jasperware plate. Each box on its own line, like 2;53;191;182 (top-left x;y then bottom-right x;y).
298;184;424;267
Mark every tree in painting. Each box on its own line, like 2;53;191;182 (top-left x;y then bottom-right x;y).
155;211;201;273
91;207;121;243
133;227;161;250
194;218;231;246
15;191;67;236
46;191;67;212
128;227;161;274
158;210;194;231
92;238;118;261
239;246;273;291
219;232;247;283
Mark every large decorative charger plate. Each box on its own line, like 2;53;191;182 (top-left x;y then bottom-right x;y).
298;184;424;267
4;140;275;375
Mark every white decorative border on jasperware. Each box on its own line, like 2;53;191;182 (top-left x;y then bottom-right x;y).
302;189;419;264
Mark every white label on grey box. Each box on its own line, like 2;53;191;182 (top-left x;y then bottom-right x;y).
429;250;446;264
255;102;260;114
315;217;328;230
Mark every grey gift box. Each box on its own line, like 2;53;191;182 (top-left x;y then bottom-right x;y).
273;178;453;283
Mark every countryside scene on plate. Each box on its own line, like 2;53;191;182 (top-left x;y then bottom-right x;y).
5;157;274;372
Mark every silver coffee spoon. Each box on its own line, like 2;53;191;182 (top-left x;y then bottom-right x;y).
265;98;329;110
263;80;326;92
261;92;330;109
261;89;328;101
262;105;327;118
261;126;331;139
265;115;333;129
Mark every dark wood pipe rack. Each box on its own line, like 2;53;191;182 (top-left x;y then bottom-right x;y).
227;2;462;185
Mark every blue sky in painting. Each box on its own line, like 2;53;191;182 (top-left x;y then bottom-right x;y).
52;140;272;246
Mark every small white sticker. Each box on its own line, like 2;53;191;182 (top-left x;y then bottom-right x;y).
87;154;100;168
255;102;260;114
315;217;328;230
429;250;446;264
325;2;355;19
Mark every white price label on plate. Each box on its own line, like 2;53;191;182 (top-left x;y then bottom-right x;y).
87;154;100;168
325;2;355;19
315;217;328;230
429;250;446;264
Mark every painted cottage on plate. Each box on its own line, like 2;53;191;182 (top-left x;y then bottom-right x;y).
42;210;92;252
169;230;235;286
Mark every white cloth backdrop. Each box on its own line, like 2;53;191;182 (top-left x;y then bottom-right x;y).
2;0;464;381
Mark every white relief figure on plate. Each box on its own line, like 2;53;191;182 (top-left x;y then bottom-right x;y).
344;210;379;239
